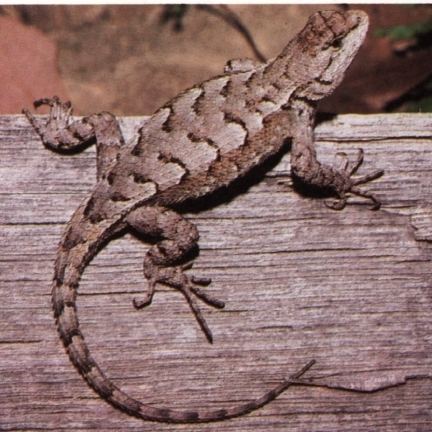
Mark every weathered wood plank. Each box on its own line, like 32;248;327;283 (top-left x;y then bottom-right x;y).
1;113;431;431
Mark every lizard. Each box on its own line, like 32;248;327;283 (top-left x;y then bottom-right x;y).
23;9;383;424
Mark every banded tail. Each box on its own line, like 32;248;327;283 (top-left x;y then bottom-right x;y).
52;196;314;423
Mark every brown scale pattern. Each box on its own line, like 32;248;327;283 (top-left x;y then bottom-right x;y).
22;10;382;424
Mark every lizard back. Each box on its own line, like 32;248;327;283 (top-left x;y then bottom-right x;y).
23;9;373;424
104;9;368;209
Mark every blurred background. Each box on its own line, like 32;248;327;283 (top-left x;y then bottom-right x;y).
1;3;432;116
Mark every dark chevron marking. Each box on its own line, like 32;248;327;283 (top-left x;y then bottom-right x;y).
132;172;151;184
157;151;188;168
110;191;131;202
219;80;231;98
161;106;175;133
130;143;142;156
187;131;202;142
223;111;248;134
186;132;221;163
191;86;206;114
244;71;257;88
157;151;190;180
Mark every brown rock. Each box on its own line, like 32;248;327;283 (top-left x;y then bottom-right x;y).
0;15;68;114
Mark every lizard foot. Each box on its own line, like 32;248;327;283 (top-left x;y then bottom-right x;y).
134;262;225;343
325;148;384;211
23;96;85;151
23;96;71;133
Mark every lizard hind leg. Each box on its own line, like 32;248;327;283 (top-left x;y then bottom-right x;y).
126;205;225;344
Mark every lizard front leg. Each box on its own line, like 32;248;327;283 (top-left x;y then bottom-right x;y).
127;205;225;343
23;96;126;180
288;99;383;209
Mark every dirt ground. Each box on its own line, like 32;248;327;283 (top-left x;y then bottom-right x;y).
1;4;432;115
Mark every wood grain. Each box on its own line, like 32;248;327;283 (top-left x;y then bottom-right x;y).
1;113;431;431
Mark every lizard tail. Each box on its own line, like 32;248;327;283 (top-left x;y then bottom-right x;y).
53;198;314;423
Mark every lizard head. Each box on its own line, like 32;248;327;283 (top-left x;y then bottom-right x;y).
282;9;369;100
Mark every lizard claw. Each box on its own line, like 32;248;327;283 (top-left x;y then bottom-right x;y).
135;264;224;343
132;282;156;309
328;148;383;210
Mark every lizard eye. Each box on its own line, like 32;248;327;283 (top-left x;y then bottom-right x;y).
331;37;343;49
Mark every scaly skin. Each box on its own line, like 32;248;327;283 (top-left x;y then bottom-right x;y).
23;10;382;424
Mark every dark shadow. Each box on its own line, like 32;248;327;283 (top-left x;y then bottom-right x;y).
42;137;97;155
291;175;335;200
316;111;338;124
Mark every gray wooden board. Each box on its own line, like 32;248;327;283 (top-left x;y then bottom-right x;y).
1;113;432;431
